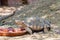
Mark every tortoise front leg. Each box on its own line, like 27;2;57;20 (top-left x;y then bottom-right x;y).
25;27;32;34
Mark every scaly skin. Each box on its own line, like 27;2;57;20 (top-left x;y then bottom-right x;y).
15;20;32;34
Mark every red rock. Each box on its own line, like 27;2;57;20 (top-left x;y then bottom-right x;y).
0;27;26;36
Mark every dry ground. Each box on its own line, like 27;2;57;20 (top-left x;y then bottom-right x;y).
0;0;60;40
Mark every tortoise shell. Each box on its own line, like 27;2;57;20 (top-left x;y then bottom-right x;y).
23;16;51;31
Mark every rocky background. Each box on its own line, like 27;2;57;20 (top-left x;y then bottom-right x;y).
0;0;60;40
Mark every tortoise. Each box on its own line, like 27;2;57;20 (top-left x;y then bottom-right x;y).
15;16;51;34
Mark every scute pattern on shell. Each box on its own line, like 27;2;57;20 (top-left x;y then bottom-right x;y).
23;16;51;30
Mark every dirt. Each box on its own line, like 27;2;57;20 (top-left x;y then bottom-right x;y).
0;0;60;40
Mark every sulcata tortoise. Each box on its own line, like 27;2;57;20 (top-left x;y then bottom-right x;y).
15;16;51;34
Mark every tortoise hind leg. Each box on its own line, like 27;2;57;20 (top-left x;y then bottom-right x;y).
43;24;51;33
43;25;49;33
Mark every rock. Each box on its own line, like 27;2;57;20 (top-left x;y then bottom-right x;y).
0;7;16;16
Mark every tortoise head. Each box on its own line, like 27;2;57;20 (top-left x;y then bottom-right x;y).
15;20;33;34
15;20;23;25
15;20;27;27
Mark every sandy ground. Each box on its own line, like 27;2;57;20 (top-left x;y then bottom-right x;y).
0;0;60;40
